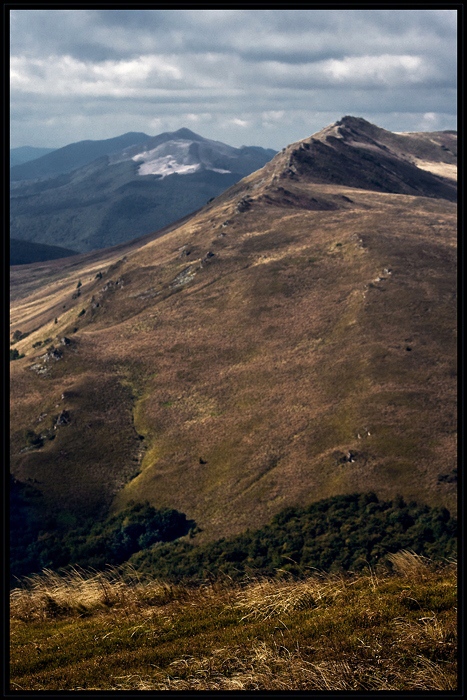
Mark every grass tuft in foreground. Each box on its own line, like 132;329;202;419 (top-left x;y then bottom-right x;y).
10;552;457;691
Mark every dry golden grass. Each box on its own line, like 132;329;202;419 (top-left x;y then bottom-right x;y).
234;571;346;620
10;553;457;692
10;566;190;622
386;549;431;580
414;160;457;180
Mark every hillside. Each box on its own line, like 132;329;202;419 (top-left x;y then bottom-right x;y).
10;129;277;253
10;117;457;565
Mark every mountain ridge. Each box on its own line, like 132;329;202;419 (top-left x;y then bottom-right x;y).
10;131;151;182
257;116;456;202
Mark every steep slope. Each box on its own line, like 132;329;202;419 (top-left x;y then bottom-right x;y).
10;117;457;549
10;130;276;253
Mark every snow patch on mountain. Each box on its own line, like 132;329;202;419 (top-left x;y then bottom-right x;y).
136;156;201;177
132;139;231;178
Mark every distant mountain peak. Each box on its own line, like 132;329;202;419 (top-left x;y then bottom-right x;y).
170;127;206;141
129;130;273;179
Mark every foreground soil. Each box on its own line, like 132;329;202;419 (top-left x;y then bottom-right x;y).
10;552;457;692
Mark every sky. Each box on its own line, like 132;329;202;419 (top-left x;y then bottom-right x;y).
9;8;458;151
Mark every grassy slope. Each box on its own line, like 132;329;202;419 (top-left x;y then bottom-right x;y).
10;552;457;691
10;179;457;541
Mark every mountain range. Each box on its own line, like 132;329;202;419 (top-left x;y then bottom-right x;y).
10;116;456;572
10;129;276;255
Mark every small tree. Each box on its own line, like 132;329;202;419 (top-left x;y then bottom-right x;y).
10;348;24;361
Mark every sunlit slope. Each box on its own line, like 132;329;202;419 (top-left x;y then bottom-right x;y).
10;119;457;541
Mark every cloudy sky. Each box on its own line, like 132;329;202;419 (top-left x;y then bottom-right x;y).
10;9;457;150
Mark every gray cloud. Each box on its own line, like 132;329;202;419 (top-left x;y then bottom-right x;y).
10;9;457;149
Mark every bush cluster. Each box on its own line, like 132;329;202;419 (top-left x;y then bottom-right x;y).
10;348;25;361
131;492;457;581
10;479;191;585
10;480;456;586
